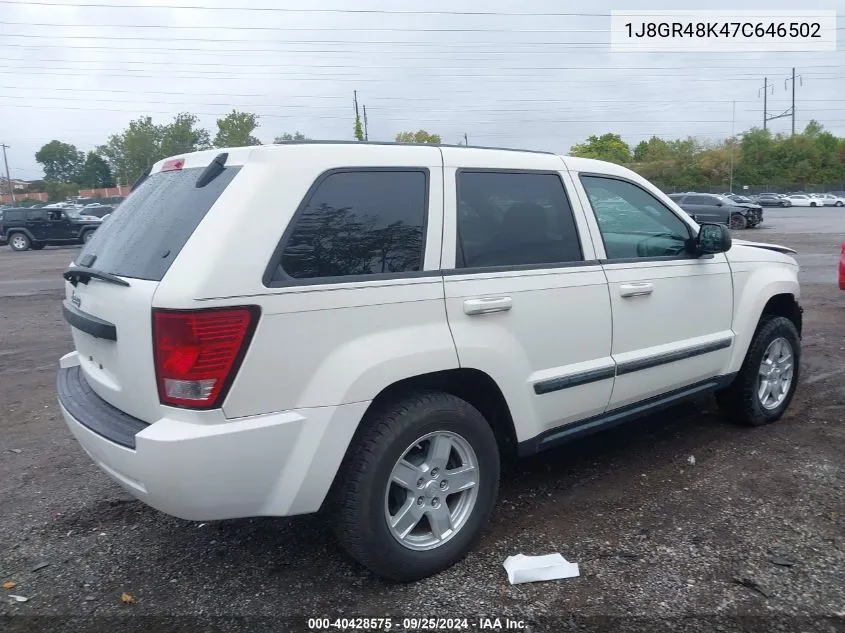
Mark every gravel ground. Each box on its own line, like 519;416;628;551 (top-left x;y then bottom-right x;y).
0;211;843;633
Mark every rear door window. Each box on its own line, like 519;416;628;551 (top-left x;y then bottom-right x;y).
456;171;582;268
74;166;241;281
273;169;428;282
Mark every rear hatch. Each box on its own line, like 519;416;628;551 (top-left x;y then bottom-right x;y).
63;153;244;423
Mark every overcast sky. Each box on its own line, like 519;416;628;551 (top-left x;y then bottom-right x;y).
1;0;843;182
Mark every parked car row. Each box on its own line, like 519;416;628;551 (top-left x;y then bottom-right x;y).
722;192;845;208
668;193;762;230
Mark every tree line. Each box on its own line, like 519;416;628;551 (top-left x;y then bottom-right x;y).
33;107;442;200
569;121;845;191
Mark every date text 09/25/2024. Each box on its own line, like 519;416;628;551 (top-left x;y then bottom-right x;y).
306;617;527;631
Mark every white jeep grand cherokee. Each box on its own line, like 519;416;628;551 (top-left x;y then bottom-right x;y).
57;143;802;581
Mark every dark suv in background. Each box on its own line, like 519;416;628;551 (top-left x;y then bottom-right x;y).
756;193;792;207
0;207;101;251
668;193;762;230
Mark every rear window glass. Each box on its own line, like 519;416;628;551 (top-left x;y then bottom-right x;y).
75;166;240;281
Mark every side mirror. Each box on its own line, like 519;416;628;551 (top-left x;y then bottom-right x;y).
694;223;732;255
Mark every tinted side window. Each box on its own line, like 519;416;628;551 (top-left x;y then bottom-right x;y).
278;170;427;281
457;171;582;268
580;176;691;260
685;195;714;205
26;210;47;221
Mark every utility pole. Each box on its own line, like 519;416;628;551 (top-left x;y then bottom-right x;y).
729;100;735;193
791;67;795;135
760;70;793;131
353;90;363;141
1;144;15;205
363;105;368;141
761;77;768;130
784;67;802;136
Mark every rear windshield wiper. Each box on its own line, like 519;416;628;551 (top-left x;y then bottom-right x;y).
63;267;130;287
196;152;228;188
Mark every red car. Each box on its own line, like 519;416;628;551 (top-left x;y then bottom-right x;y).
840;241;845;290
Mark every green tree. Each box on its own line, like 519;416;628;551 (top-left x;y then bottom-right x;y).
35;140;84;183
274;131;308;143
214;110;260;147
45;181;80;201
97;116;164;185
632;136;671;162
160;112;211;157
78;152;115;188
569;133;631;164
394;130;442;144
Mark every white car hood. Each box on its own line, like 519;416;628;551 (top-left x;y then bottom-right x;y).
730;238;797;255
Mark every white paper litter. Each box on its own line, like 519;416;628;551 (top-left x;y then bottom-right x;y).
9;595;29;603
503;553;580;584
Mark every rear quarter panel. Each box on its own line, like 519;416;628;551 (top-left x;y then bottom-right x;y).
154;144;456;417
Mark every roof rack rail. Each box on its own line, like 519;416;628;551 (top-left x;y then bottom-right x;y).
271;139;556;155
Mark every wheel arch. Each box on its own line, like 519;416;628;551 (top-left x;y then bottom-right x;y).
725;270;801;375
362;368;518;463
6;227;34;241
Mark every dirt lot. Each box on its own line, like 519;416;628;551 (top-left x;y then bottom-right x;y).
1;210;843;633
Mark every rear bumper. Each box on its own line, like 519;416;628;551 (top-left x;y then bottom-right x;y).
57;352;368;520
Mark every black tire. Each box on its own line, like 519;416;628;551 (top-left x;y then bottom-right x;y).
836;201;843;207
8;232;31;251
810;202;817;207
332;391;500;582
717;316;801;426
729;213;748;230
81;230;95;244
30;242;45;250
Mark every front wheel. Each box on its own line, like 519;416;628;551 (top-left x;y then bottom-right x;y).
729;213;748;230
81;230;94;244
810;202;817;207
332;391;500;581
717;316;800;426
836;201;843;207
9;232;31;251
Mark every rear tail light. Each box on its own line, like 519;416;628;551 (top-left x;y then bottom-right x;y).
152;306;259;409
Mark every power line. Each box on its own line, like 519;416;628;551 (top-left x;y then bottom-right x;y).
4;0;845;25
0;20;609;33
0;56;841;74
4;101;845;126
5;65;843;82
1;93;843;115
0;1;612;15
1;86;839;104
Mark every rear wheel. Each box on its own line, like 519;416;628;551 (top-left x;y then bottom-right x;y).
9;232;30;251
333;391;500;581
729;214;748;230
81;230;94;244
717;316;800;426
810;201;817;207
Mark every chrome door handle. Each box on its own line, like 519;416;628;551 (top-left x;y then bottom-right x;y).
619;282;654;298
463;296;513;315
